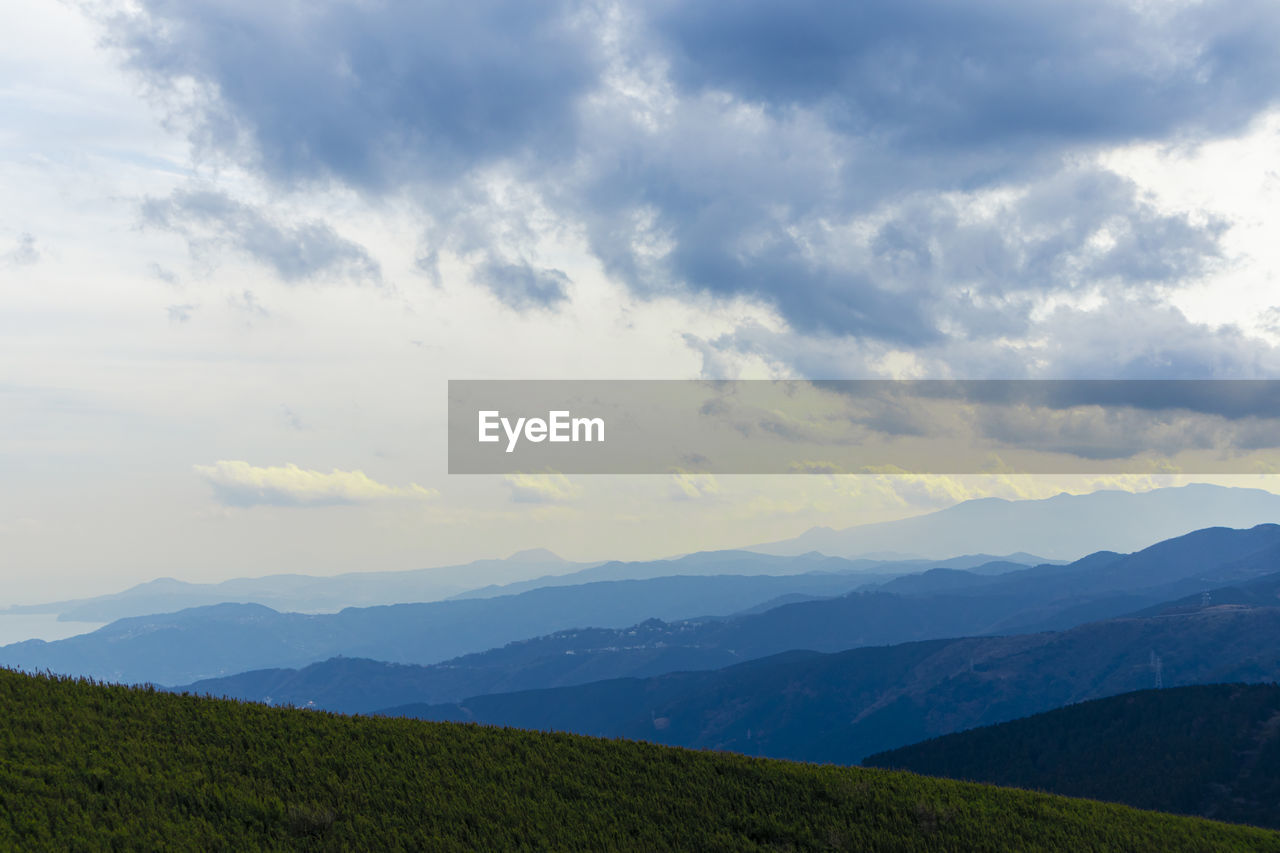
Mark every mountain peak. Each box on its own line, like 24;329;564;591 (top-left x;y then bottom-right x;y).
747;484;1280;561
504;548;564;563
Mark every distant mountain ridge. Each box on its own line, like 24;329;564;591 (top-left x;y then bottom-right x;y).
1;548;1046;623
7;484;1271;624
2;553;595;622
0;571;913;685
449;550;1052;600
178;525;1280;713
8;520;1280;695
384;606;1280;765
750;484;1280;559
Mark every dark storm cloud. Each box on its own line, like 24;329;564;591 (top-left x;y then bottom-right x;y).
101;0;1280;362
108;0;600;190
141;189;380;284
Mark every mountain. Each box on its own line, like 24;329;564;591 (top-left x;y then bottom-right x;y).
1135;557;1280;617
0;547;1040;624
750;484;1280;560
16;524;1280;694
953;524;1280;632
178;618;745;713
446;550;1050;600
502;547;565;562
6;672;1271;852
865;684;1280;829
875;567;1016;595
177;525;1280;711
0;572;890;685
178;577;1041;712
28;485;1194;626
383;606;1280;765
2;552;595;622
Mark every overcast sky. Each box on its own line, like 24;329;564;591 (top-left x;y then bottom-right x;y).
4;0;1280;601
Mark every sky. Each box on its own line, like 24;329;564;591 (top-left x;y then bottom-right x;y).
4;0;1280;602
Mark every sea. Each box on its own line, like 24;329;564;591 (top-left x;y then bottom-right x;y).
0;614;107;646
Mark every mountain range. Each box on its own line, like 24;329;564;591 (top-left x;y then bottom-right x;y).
385;605;1280;764
177;524;1280;714
448;550;1049;599
0;546;1046;624
1;550;593;623
8;483;1271;624
750;484;1280;560
0;570;919;685
3;484;1280;840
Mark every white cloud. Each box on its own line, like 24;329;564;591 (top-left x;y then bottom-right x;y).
194;460;438;507
669;471;720;500
165;303;196;323
503;473;581;504
3;233;39;267
824;472;1175;510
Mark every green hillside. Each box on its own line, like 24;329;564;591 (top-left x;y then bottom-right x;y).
1;671;1277;851
865;683;1280;828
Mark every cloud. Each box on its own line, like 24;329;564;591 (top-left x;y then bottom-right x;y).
1028;301;1280;379
109;0;1280;193
693;299;1280;382
106;0;600;189
1262;307;1280;336
149;262;179;284
669;471;720;501
476;259;570;310
194;460;437;507
165;303;196;324
649;0;1280;154
141;189;380;284
98;0;1280;371
827;472;1171;510
3;233;39;267
572;142;1228;343
503;473;581;504
227;289;270;320
566;5;1256;345
280;405;305;431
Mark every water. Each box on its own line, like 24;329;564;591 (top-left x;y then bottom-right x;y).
0;614;107;646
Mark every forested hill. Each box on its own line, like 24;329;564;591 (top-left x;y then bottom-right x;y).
382;606;1280;764
2;670;1276;851
865;683;1280;829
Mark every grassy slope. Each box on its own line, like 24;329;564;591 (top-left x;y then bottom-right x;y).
1;671;1277;852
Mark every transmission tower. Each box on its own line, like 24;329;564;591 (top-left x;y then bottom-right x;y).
1150;650;1163;689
